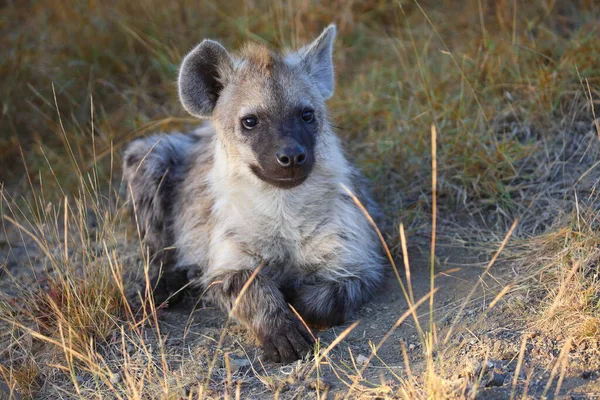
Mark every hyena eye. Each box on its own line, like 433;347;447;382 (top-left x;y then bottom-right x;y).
301;109;315;123
241;115;258;130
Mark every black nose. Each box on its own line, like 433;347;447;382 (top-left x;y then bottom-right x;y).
276;146;307;168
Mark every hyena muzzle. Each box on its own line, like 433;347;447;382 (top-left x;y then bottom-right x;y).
122;25;385;363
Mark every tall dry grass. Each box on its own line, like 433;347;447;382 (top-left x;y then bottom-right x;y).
1;0;600;398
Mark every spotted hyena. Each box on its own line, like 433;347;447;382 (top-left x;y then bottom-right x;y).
122;25;385;363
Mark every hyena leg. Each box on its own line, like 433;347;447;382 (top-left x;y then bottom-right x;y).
287;273;382;328
208;270;315;363
122;133;198;304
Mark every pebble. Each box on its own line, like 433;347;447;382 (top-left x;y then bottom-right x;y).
485;372;506;387
110;372;121;384
581;371;593;379
528;331;538;339
408;343;416;351
356;354;369;366
227;356;251;373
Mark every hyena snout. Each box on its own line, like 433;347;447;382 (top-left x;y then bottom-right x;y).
250;132;315;189
276;143;307;168
266;135;315;187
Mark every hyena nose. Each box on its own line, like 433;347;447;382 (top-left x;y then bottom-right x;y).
276;146;307;168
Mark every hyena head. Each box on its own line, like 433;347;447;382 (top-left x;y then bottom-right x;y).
178;25;337;189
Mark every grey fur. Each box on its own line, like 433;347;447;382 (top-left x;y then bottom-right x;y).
123;25;385;363
299;25;336;99
178;40;233;118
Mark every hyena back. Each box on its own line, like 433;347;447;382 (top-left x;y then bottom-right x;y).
123;25;385;363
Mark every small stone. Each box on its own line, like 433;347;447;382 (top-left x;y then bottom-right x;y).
227;356;251;373
110;372;121;384
485;372;506;387
581;371;592;380
408;343;416;351
356;354;369;366
487;361;495;369
528;331;538;339
370;324;377;329
556;334;564;342
278;383;290;393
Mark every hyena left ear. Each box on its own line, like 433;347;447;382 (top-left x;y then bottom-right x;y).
178;39;234;118
300;24;336;99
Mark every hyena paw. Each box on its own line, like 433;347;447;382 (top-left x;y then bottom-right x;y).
260;317;315;364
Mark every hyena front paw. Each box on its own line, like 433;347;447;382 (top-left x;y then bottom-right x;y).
260;317;315;364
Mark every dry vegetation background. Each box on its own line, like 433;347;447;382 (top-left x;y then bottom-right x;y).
1;0;600;398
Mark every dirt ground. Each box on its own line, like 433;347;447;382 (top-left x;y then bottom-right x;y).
3;209;599;399
145;226;600;399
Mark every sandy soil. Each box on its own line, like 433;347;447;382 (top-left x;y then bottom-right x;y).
1;211;600;399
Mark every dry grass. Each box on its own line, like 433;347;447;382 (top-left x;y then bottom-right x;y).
514;205;600;340
1;0;600;398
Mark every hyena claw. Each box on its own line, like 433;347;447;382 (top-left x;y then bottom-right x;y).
260;318;315;363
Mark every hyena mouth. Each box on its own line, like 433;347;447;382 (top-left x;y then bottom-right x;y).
250;165;310;189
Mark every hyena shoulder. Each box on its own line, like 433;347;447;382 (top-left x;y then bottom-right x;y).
122;130;211;266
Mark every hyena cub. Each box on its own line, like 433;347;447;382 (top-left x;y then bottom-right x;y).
122;25;384;363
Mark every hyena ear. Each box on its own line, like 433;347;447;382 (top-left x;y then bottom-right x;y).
300;24;337;99
178;40;234;118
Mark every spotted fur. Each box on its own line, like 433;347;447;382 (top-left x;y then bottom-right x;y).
123;25;385;363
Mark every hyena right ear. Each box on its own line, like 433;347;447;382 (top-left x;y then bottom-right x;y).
178;40;234;118
300;24;337;99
